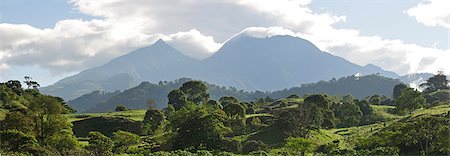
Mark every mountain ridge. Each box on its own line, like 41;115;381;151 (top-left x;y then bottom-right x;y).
41;35;398;100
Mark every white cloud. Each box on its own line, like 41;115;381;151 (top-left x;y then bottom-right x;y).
0;0;449;77
166;29;221;59
406;0;450;28
236;27;297;39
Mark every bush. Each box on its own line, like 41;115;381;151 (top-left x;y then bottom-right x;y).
115;105;127;112
86;131;114;155
0;129;41;154
242;140;268;154
221;138;241;153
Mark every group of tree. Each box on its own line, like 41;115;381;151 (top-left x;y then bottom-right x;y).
1;78;80;155
1;71;448;155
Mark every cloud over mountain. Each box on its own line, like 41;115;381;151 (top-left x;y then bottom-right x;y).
0;0;449;79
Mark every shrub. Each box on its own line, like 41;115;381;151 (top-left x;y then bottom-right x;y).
242;140;268;154
115;105;127;112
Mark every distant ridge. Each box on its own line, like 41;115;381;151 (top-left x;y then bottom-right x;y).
41;35;398;100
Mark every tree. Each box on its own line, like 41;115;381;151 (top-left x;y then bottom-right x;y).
242;140;268;154
115;105;127;112
420;71;449;93
169;105;230;151
304;94;330;109
142;108;165;135
1;111;35;134
5;80;22;95
179;80;209;104
23;76;40;90
223;103;246;118
45;129;79;154
0;129;40;153
369;95;381;105
396;88;426;113
111;130;141;153
335;102;363;127
219;96;239;108
168;89;187;110
87;131;114;156
206;99;222;109
393;84;408;100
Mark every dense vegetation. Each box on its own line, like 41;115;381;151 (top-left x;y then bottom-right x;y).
70;74;403;113
1;72;448;155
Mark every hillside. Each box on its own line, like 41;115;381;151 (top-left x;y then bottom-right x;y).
42;35;397;101
69;74;403;113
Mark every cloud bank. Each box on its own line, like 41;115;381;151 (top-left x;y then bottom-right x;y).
0;0;449;77
406;0;450;28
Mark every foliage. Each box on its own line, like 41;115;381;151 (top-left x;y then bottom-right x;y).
223;103;246;117
393;84;408;100
396;87;426;114
169;104;231;151
0;80;78;155
168;89;188;110
115;105;127;111
179;80;210;105
0;129;41;153
143;108;165;135
420;71;449;93
111;130;141;153
242;140;268;154
219;96;239;108
86;131;114;156
357;114;449;155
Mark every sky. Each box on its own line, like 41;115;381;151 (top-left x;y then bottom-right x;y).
0;0;449;87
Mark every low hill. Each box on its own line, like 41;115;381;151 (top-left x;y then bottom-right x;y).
69;74;403;113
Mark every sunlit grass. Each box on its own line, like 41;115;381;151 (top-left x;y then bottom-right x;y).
66;109;147;122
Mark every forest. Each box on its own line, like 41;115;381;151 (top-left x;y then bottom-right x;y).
0;72;449;155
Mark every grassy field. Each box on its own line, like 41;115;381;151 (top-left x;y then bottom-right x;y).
370;105;402;120
65;109;147;122
322;103;450;149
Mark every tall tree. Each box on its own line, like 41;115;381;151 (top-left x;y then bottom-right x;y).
420;71;449;93
179;80;209;104
142;108;165;135
396;87;426;113
393;84;408;100
167;89;187;110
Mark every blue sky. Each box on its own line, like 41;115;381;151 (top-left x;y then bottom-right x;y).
0;0;449;86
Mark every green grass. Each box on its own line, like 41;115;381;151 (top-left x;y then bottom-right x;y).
328;104;450;148
370;105;402;120
411;104;450;117
245;113;273;119
248;125;287;147
66;109;147;122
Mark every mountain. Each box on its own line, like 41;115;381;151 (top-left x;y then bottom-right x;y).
42;35;398;100
70;74;403;113
41;40;197;100
198;35;397;91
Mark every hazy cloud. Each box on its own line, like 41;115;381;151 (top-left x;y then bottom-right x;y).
166;29;221;59
406;0;450;28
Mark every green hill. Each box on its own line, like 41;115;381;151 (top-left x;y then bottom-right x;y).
70;74;403;113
